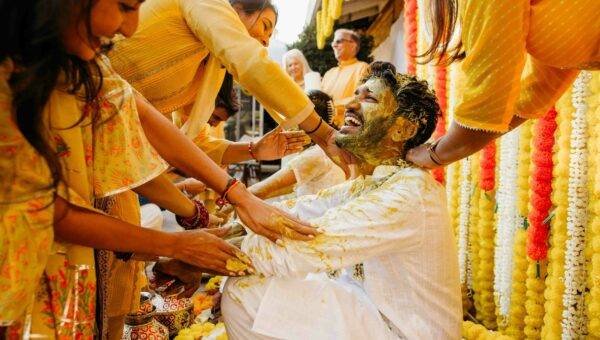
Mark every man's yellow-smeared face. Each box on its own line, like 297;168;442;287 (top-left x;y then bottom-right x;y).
335;76;417;166
336;77;398;139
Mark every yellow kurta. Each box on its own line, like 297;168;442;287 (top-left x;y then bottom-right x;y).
0;56;166;337
455;0;600;132
109;0;314;164
321;58;369;127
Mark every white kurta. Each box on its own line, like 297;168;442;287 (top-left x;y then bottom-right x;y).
222;166;462;340
286;145;346;197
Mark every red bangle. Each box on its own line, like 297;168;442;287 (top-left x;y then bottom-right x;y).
216;178;240;207
176;199;209;229
249;142;256;159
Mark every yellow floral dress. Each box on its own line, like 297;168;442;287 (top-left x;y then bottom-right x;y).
0;56;167;338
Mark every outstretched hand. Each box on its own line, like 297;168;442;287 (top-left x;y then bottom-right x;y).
171;227;253;276
253;126;310;160
230;187;319;243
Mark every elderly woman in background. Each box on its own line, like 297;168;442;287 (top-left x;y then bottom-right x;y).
282;49;322;91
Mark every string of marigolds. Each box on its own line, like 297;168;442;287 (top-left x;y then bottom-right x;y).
462;321;512;340
446;162;461;239
540;91;573;340
526;108;557;262
469;161;481;312
561;71;591;338
524;109;557;339
432;61;447;184
505;119;534;338
403;0;417;75
585;72;600;337
493;128;520;326
475;143;497;329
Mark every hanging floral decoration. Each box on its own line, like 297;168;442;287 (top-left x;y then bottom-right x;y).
540;88;573;340
458;156;473;286
494;128;520;321
432;61;447;184
403;0;418;75
561;71;591;338
505;120;534;338
526;108;558;261
586;72;600;337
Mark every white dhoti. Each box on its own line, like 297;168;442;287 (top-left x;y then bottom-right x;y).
222;274;398;340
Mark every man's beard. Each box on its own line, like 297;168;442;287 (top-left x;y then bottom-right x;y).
335;116;394;162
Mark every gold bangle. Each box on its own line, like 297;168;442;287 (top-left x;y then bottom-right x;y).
427;140;445;166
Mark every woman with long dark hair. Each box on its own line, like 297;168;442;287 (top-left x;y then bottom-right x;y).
108;0;353;171
406;0;599;168
0;0;316;337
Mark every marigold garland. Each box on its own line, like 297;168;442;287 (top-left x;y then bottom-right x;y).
524;259;547;339
586;73;600;337
479;143;496;192
540;87;573;340
462;321;513;340
446;161;461;238
468;154;481;292
526;108;558;261
503;119;535;336
403;0;417;75
432;61;448;184
503;119;535;338
473;144;497;329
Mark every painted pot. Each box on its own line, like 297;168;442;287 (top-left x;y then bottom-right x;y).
122;304;169;340
151;287;194;336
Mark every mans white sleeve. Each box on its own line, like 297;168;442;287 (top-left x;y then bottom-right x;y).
243;177;423;277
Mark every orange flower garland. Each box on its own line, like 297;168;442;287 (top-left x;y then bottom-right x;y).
403;0;417;75
526;108;558;261
432;62;447;184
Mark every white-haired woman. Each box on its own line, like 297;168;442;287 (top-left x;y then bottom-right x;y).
283;49;321;90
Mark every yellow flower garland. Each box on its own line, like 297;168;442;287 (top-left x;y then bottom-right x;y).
469;153;482;313
462;321;514;340
586;73;600;336
448;162;462;239
540;86;573;340
505;120;534;338
523;121;546;339
476;154;498;330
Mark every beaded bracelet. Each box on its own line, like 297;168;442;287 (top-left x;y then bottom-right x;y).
248;141;256;159
216;178;240;207
175;199;210;229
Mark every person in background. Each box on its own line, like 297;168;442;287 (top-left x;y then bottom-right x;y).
283;49;322;91
321;28;369;127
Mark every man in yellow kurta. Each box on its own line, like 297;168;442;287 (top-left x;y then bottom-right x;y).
321;29;369;127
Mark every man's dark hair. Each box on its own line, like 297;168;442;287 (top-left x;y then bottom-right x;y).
363;61;440;152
